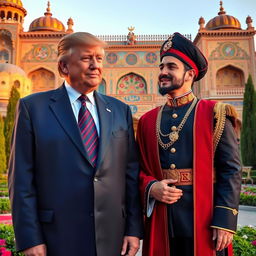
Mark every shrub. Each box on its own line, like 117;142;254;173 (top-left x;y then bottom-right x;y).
0;114;6;174
240;193;256;206
0;224;24;255
4;86;20;165
0;198;10;214
233;226;256;256
0;191;8;197
240;186;256;206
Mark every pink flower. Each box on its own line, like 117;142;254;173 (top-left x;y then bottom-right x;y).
252;240;256;246
0;239;6;246
0;247;12;255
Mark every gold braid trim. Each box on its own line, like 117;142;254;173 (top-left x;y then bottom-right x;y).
213;103;238;152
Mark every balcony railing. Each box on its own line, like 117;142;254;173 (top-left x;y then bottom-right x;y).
215;88;245;96
96;34;192;42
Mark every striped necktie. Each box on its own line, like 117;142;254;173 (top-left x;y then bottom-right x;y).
78;95;99;167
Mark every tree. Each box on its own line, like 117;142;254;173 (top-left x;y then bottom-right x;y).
240;74;256;166
4;86;20;166
0;114;6;173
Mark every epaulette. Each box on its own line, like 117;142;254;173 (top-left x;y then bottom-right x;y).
213;102;238;152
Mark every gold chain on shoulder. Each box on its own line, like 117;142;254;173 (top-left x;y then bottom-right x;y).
156;98;197;150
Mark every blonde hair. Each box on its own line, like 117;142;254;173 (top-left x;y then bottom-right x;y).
57;32;107;76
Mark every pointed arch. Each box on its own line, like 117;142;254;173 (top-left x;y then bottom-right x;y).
97;79;106;95
0;49;9;63
28;68;55;93
216;65;245;89
117;73;147;94
0;29;13;63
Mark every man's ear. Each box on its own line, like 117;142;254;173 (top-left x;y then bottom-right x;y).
185;69;196;82
59;61;69;75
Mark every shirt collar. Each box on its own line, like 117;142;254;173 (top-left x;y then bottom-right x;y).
64;81;96;106
166;90;195;107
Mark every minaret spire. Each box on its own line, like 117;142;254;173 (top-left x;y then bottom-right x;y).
44;1;52;17
218;1;226;15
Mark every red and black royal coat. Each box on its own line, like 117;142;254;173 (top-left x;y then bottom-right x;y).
137;99;241;256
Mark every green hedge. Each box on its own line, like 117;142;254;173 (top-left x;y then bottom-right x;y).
0;224;24;256
0;191;8;197
233;226;256;256
240;186;256;206
0;224;255;256
0;198;10;214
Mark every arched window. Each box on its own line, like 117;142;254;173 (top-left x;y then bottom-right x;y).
97;79;106;94
14;13;18;21
117;73;147;94
0;30;13;63
28;68;55;93
0;50;9;63
216;65;244;89
0;11;5;19
7;11;12;20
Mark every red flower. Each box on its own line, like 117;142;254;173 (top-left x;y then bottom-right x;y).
0;239;6;246
252;240;256;246
0;247;12;256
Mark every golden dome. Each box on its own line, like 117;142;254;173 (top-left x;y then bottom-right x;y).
206;1;241;30
29;1;65;32
0;0;23;7
0;0;26;15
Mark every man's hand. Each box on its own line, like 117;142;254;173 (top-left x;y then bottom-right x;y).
150;179;183;204
213;228;233;251
23;244;46;256
121;236;140;256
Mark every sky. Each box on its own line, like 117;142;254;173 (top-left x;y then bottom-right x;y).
21;0;256;40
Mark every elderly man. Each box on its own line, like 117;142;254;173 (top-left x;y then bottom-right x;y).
8;32;143;256
137;32;241;256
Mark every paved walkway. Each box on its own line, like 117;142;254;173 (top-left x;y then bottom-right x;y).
238;205;256;227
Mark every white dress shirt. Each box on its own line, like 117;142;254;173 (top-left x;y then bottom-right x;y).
64;81;100;136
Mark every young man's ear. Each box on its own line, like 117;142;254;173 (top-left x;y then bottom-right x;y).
185;69;196;82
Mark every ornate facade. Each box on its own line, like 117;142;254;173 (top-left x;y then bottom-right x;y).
0;0;255;128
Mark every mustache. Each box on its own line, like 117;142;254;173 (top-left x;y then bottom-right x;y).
159;74;173;81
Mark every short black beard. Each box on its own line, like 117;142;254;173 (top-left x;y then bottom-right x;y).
158;73;185;96
158;83;183;96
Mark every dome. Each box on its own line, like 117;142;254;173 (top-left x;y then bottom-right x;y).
0;63;26;76
0;0;26;15
29;1;65;32
0;0;23;7
206;1;241;30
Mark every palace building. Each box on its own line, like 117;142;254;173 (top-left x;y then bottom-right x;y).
0;0;255;131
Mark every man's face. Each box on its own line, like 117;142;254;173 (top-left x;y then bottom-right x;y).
158;56;187;95
65;45;104;93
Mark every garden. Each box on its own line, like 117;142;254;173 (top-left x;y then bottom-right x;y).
1;173;256;255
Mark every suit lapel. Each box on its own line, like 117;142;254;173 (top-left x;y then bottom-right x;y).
49;85;92;165
94;92;113;170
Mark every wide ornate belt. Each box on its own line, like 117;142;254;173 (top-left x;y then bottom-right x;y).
162;168;193;186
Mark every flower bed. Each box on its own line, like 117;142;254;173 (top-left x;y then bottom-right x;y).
0;198;10;214
240;186;256;206
0;223;255;256
0;224;24;256
233;225;256;256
